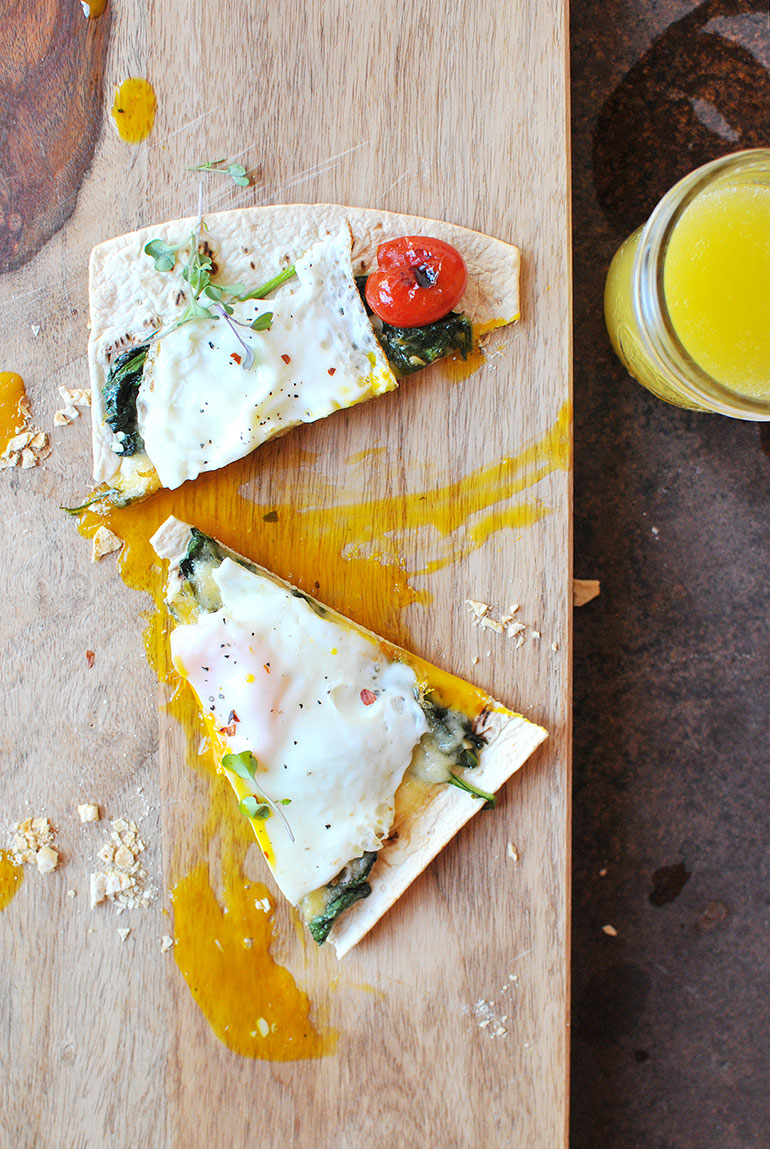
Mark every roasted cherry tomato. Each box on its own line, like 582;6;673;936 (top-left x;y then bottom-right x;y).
364;236;468;328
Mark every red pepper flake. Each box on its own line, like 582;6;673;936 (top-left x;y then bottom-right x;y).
327;367;336;375
85;650;95;668
281;353;291;364
263;663;271;674
227;710;240;725
218;722;237;737
230;352;242;365
360;689;377;706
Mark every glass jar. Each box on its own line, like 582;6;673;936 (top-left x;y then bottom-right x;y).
604;149;770;420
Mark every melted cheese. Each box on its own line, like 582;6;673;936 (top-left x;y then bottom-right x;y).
170;558;427;905
136;229;395;490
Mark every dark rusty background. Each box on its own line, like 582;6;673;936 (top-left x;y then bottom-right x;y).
571;1;770;1145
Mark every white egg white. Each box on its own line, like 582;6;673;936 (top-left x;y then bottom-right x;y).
170;558;428;905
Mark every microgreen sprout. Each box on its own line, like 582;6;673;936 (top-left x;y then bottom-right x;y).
211;303;256;370
238;796;271;820
446;771;497;808
144;238;185;272
187;159;251;187
61;487;123;515
222;751;295;841
142;195;297;369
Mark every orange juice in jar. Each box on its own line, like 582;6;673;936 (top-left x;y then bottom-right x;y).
604;150;770;420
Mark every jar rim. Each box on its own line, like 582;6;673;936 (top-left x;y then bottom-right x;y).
631;149;770;420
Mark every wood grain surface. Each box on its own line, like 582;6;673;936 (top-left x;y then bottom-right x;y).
0;3;572;1147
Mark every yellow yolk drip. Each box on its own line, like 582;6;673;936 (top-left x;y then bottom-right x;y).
0;851;23;910
111;78;156;144
81;0;107;16
0;372;30;454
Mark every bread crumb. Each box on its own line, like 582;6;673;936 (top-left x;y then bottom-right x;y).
551;641;559;652
117;927;131;942
243;937;254;948
573;578;601;607
66;889;77;898
78;803;100;823
471;655;479;665
599;867;607;877
31;324;40;337
256;1017;270;1038
91;526;123;561
160;934;174;952
602;924;618;937
506;841;519;862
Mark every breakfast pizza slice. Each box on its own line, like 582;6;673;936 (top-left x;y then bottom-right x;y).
88;204;520;504
151;516;547;958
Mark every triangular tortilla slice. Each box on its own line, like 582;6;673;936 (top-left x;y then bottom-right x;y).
88;204;520;498
151;516;546;958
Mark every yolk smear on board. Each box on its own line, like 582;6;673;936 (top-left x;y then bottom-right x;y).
0;372;30;454
171;861;335;1060
0;851;24;911
111;78;156;144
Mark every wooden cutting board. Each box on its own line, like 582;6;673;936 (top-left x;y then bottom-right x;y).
0;2;571;1146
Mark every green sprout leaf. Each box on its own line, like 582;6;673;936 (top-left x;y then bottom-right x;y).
238;795;271;820
227;163;250;187
144;238;183;272
250;311;274;332
187;159;251;188
222;750;258;783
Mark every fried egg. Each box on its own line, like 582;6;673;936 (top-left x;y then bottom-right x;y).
136;227;395;490
170;556;428;906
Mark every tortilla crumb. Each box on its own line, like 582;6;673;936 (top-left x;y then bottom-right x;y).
117;928;131;942
36;844;59;874
89;817;154;912
55;387;91;425
573;578;600;607
472;998;508;1039
0;399;50;469
10;817;59;870
78;803;100;823
466;597;537;647
506;841;519;862
91;526;123;561
602;924;618;937
464;599;490;619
